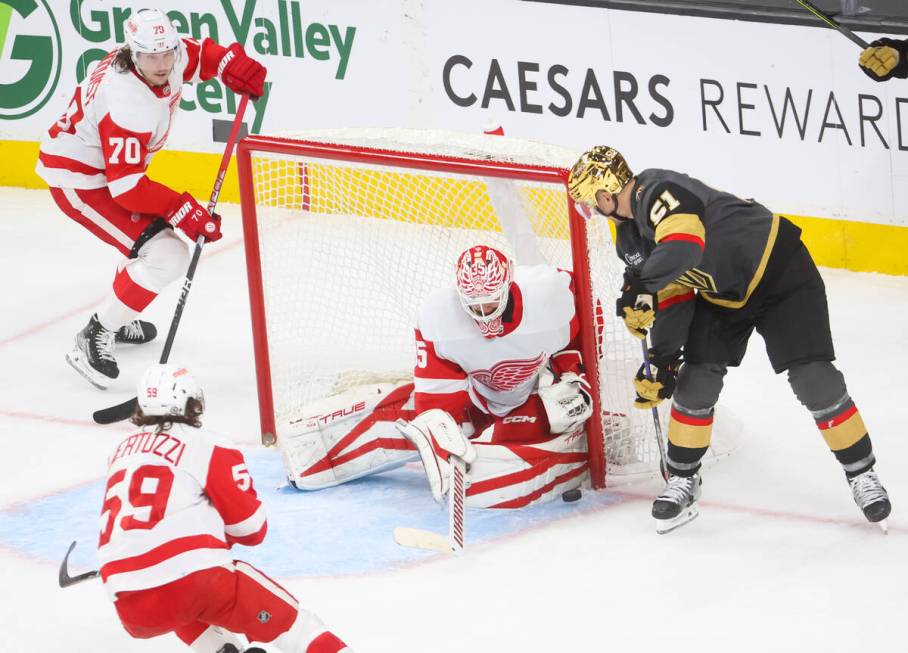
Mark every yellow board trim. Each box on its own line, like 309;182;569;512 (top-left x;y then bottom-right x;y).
6;139;908;276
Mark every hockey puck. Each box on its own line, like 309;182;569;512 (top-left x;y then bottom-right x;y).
562;488;582;502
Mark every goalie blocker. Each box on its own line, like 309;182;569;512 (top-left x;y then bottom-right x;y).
279;380;589;509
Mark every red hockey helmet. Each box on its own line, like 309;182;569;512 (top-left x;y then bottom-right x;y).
455;245;513;336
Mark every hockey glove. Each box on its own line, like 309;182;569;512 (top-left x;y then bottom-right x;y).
859;38;908;82
219;43;267;99
633;351;682;409
539;371;593;434
166;193;222;243
617;268;656;340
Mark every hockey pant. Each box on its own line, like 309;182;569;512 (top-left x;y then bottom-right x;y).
113;561;349;653
49;186;189;330
280;382;589;508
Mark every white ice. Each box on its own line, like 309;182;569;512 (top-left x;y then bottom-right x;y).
1;187;907;653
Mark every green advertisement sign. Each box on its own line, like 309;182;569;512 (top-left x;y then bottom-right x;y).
0;0;62;119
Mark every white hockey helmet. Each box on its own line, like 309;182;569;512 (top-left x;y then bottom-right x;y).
137;364;204;417
124;8;181;65
455;245;513;335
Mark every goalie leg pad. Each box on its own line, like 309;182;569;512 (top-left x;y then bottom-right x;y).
281;382;418;490
466;429;589;509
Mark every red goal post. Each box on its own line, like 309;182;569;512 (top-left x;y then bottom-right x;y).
236;129;660;488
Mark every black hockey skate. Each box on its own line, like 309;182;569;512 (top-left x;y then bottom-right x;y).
115;319;157;344
849;469;891;532
65;314;119;390
652;473;702;534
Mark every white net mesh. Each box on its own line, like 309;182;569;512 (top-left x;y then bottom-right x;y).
242;128;719;480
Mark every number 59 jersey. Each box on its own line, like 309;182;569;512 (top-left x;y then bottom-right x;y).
97;424;267;598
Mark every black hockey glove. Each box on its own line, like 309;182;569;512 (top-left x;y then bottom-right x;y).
633;350;682;409
616;267;656;340
859;38;908;82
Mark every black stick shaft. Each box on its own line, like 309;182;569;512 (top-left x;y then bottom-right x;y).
793;0;869;48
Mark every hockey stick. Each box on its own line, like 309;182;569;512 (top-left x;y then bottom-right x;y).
792;0;869;48
58;540;99;588
92;94;251;425
393;455;467;554
640;339;670;482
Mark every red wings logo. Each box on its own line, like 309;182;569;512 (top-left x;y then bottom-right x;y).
471;354;545;392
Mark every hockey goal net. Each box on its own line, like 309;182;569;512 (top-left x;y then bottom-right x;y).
238;128;665;487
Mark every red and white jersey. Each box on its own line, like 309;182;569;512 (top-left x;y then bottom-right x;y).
414;265;579;419
36;38;227;216
97;423;266;598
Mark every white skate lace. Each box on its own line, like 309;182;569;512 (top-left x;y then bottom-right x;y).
658;476;696;504
120;321;143;340
94;328;116;362
851;472;887;507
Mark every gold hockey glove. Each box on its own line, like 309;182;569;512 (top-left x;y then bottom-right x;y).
617;268;656;340
633;352;682;409
859;38;908;82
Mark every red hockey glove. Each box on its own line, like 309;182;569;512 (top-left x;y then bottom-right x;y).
219;43;267;98
166;193;222;243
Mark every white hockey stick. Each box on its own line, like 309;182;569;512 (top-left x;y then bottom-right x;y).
394;455;467;554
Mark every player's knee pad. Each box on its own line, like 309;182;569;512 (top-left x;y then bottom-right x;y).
131;229;189;290
787;360;847;412
674;362;726;411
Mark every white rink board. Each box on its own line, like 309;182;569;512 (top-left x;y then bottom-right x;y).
3;0;907;225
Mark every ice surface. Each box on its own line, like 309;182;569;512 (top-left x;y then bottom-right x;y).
1;187;907;652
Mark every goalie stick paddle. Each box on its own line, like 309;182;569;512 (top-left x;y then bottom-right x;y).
792;0;869;48
58;540;99;588
394;455;467;554
92;94;251;426
641;339;670;482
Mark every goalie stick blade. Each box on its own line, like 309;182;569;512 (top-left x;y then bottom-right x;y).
58;541;100;588
393;527;455;554
93;397;138;424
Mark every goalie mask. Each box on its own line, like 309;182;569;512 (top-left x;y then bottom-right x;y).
138;364;204;418
124;8;181;71
455;245;513;337
568;146;633;208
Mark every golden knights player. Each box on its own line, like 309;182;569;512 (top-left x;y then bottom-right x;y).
568;146;891;533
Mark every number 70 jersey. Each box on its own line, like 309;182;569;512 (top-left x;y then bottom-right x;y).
97;423;267;598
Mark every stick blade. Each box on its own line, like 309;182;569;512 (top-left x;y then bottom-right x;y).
93;397;138;424
393;527;453;553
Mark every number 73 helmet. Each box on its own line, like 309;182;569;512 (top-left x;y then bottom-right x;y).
568;146;633;206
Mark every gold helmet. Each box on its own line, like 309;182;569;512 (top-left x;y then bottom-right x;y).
568;146;633;206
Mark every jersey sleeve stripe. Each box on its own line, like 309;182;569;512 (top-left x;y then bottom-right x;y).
224;504;267;538
108;172;146;197
99;534;227;581
654;213;706;246
414;377;468;394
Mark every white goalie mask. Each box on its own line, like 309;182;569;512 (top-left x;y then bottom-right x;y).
455;245;513;337
137;364;205;418
124;8;181;67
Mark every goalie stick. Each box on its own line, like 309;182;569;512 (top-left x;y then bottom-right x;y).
58;540;99;588
394;455;467;554
92;94;251;427
792;0;869;48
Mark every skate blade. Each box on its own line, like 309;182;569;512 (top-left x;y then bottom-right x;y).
655;505;700;535
877;519;889;535
65;350;114;391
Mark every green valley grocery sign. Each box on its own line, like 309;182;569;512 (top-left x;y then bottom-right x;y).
0;0;61;119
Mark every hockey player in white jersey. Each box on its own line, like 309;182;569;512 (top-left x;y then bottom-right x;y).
99;364;350;653
279;245;593;508
36;8;266;390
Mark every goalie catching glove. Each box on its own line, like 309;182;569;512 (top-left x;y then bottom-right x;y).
396;409;476;503
617;267;656;340
633;350;682;409
538;350;593;434
859;38;908;82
